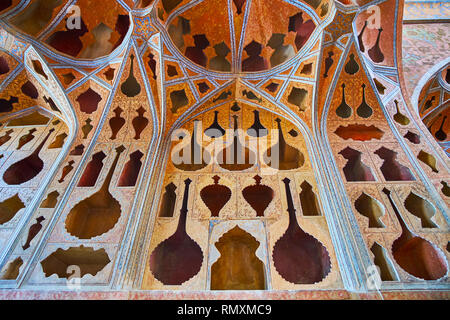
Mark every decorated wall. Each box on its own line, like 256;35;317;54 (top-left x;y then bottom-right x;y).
0;0;448;299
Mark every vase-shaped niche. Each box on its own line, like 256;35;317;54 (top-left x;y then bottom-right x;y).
200;176;231;217
65;146;125;239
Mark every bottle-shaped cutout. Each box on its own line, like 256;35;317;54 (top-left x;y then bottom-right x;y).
82;119;93;139
382;188;447;280
370;242;398;281
78;151;106;187
65;146;125;239
159;183;177;217
147;53;157;80
0;194;25;225
264;118;304;170
435;116;447;141
3;129;55;185
40;190;59;208
242;175;274;217
121;55;141;97
441;181;450;197
354;193;385;228
374;147;415;181
247;110;268;138
0;96;18;113
404;131;420;144
344;53;359;75
132;106;149;140
174;120;210;171
323;51;334;78
200;175;231;217
373;78;386;95
336;84;352;118
339;147;376;181
149;178;204;285
393;100;410;125
218;116;255;171
417;150;439;173
204;111;225;138
22;216;45;250
368;28;385;63
109;107;125;140
358;21;368;52
299;181;321;216
272;178;331;284
0;129;13;146
404;192;438;228
58;160;75;183
118;150;144;187
70;144;85;156
17;128;37;150
48;132;67;149
356;84;373;118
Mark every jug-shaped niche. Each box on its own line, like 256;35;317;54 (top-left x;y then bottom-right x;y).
173;120;210;171
382;188;447;280
263;118;304;171
242;175;274;217
200;176;231;217
149;178;203;285
121;55;141;97
65;146;125;239
272;178;331;284
218;116;255;171
3;129;55;185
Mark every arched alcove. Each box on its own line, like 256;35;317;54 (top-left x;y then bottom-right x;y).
210;223;266;290
142;99;339;290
